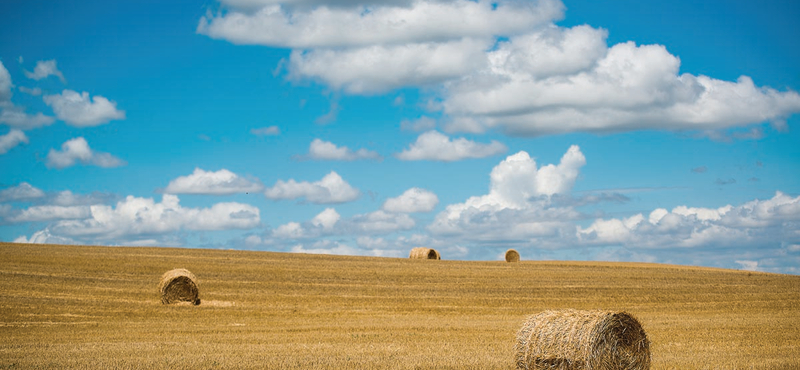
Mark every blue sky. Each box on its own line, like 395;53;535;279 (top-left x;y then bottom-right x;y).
1;0;799;274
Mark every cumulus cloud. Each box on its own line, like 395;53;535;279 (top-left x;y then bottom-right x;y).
382;187;439;213
272;207;414;240
0;61;55;129
164;168;264;195
0;108;55;130
442;33;800;135
199;0;563;48
199;0;800;135
312;207;340;230
396;130;507;161
303;138;381;161
24;60;66;83
7;205;91;223
264;171;360;203
0;129;27;154
43;90;125;127
14;229;79;245
577;191;800;249
288;38;491;94
46;137;126;169
15;194;260;243
428;146;585;241
0;182;45;202
290;239;402;258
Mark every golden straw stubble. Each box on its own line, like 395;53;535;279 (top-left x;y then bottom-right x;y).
159;268;200;305
515;309;650;370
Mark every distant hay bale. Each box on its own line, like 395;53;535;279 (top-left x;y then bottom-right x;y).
159;268;200;305
409;247;440;260
505;249;520;262
514;309;650;370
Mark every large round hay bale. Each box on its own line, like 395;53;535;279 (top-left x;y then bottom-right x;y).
514;309;650;370
505;249;520;262
159;268;200;305
409;247;440;260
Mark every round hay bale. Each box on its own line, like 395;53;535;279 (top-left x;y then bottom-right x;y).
505;249;520;262
159;268;200;305
514;309;650;370
409;247;440;260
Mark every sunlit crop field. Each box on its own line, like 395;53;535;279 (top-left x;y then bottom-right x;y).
1;242;798;369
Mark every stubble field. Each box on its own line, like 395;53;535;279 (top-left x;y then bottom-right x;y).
0;242;798;369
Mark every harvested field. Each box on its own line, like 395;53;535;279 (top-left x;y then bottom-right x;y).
0;242;798;369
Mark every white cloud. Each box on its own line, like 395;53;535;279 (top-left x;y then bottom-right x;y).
46;137;126;169
311;207;340;230
304;138;381;161
14;229;79;245
251;126;281;135
49;190;114;206
22;194;260;242
735;260;759;271
428;146;585;241
577;191;800;249
0;129;28;154
200;1;800;135
395;130;507;161
0;62;55;129
7;205;91;223
24;60;66;83
18;86;42;96
43;90;125;127
400;116;437;132
164;168;264;195
273;222;306;239
199;0;563;48
347;210;415;234
0;108;55;130
288;38;491;94
272;207;413;240
219;0;416;10
382;187;439;213
442;32;800;135
264;171;360;203
0;61;13;103
0;182;45;202
290;239;401;258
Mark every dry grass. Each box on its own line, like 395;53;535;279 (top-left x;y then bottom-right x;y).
409;247;440;260
514;309;650;370
506;249;520;263
0;242;799;369
158;268;200;305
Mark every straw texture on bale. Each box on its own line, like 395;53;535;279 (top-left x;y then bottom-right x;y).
505;249;520;262
409;247;440;260
159;268;200;305
515;309;650;370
